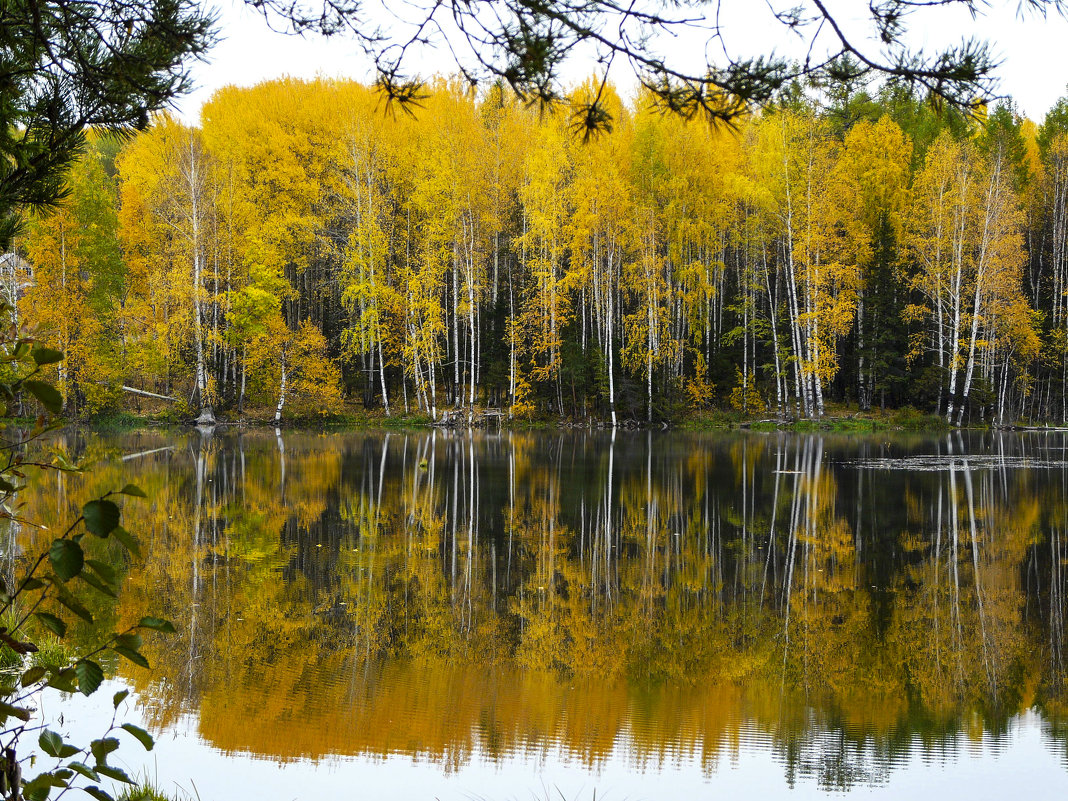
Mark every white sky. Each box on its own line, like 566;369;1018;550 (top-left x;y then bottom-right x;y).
176;0;1068;124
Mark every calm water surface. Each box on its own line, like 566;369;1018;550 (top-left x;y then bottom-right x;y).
15;429;1068;799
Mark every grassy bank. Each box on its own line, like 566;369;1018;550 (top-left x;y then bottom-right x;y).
677;405;949;433
77;408;435;432
69;404;965;433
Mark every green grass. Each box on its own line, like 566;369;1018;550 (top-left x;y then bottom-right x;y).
379;412;433;429
0;611;36;669
749;420;780;432
1;641;76;672
29;635;76;669
0;626;76;689
672;404;951;433
501;418;560;430
0;644;20;670
674;410;739;430
117;781;187;801
886;406;949;431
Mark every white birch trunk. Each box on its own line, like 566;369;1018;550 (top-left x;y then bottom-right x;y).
274;350;287;424
378;331;390;416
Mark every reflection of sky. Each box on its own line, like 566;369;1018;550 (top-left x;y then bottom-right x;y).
44;683;1068;801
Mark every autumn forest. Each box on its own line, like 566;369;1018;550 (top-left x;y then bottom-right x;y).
14;76;1068;425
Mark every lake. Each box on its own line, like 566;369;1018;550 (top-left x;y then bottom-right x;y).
11;428;1068;800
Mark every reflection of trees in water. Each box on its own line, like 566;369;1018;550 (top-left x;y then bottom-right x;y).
13;429;1068;784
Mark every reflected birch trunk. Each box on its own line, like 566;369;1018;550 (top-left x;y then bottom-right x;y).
962;457;996;698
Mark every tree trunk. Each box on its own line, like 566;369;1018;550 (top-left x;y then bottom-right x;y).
274;351;287;424
378;331;390;416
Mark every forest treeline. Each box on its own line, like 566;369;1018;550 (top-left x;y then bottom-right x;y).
14;76;1068;424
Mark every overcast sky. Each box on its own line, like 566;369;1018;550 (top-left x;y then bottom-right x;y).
176;1;1068;124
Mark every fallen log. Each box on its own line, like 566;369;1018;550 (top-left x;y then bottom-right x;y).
122;385;179;402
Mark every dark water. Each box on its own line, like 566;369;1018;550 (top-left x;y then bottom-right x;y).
15;428;1068;799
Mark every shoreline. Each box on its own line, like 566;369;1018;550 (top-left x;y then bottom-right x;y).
53;406;1045;435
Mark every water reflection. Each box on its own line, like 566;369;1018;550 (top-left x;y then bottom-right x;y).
13;429;1068;794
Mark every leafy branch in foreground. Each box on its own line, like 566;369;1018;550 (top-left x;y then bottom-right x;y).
0;303;175;801
249;0;1066;133
0;0;216;250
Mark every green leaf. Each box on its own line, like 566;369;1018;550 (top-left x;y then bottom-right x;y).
75;659;104;695
0;700;31;721
83;500;119;537
93;766;133;784
68;763;100;782
49;539;84;582
55;588;93;623
22;778;51;801
39;730;63;758
89;737;119;766
52;769;73;782
21;665;48;687
51;452;79;472
114;633;142;650
82;787;114;801
31;347;64;366
109;526;140;557
34;612;66;637
136;617;176;634
77;571;116;599
120;723;154;751
117;483;146;498
24;379;62;414
85;560;117;584
21;577;46;592
112;690;129;709
111;645;149;668
58;744;80;758
46;669;78;693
